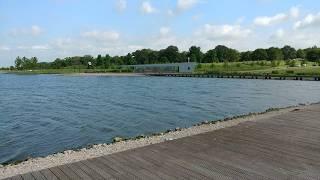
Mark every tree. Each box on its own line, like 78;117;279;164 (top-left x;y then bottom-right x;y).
251;49;268;61
104;54;111;68
188;46;203;63
281;45;297;60
296;49;306;59
214;45;240;62
306;48;320;62
203;49;217;63
240;51;252;61
30;57;38;69
15;56;22;70
159;46;182;63
96;54;103;66
266;47;283;61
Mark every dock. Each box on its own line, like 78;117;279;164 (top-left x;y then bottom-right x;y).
3;104;320;179
147;73;320;81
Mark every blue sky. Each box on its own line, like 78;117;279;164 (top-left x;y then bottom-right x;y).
1;0;320;66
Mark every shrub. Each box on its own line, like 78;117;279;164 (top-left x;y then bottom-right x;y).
286;70;294;74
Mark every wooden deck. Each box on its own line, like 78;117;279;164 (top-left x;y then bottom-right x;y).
3;104;320;180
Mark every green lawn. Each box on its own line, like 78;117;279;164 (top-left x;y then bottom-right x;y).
195;61;320;77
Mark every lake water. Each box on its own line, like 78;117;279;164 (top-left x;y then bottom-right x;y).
1;74;320;164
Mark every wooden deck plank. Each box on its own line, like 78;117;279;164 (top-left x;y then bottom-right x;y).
66;163;93;180
73;161;105;180
30;171;46;180
57;165;81;180
49;167;70;180
20;173;35;180
80;159;115;179
39;169;58;180
10;176;23;180
3;104;320;180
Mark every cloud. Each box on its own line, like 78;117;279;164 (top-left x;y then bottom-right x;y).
141;1;156;14
81;30;120;41
9;25;43;37
294;12;320;29
254;13;288;26
159;27;171;37
290;6;300;18
31;25;43;36
115;0;127;12
195;24;252;40
0;46;10;51
254;6;299;26
270;28;285;39
177;0;199;11
31;45;50;50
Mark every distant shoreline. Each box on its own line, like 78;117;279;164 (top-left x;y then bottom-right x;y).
65;73;146;77
0;103;317;179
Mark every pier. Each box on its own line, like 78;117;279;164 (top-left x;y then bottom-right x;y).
3;104;320;179
147;73;320;81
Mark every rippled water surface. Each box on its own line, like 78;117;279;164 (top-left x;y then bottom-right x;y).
1;74;320;164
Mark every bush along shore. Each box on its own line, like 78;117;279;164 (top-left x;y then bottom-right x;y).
1;102;318;179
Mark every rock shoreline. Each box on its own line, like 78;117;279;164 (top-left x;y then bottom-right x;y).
0;103;315;179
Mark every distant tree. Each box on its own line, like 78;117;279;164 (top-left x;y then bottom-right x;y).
296;49;306;59
281;45;297;60
159;46;181;63
104;54;111;68
30;57;38;69
306;48;320;62
251;49;268;61
214;45;240;62
15;56;23;70
240;51;252;61
96;54;103;66
188;46;203;63
203;49;217;63
267;47;283;60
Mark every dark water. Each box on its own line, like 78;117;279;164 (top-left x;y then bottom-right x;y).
0;74;320;164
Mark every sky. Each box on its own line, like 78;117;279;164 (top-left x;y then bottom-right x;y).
1;0;320;66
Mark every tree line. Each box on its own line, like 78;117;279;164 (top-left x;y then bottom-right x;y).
14;45;320;70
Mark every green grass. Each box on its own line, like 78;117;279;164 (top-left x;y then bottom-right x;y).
195;60;320;77
3;68;134;75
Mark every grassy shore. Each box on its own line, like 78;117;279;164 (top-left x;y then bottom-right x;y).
2;68;133;75
195;60;320;77
2;60;320;77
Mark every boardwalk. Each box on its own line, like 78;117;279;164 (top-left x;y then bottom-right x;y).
3;104;320;179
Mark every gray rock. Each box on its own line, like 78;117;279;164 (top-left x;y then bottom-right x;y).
113;137;123;143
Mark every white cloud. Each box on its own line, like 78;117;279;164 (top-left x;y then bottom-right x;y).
177;0;199;11
81;30;120;41
31;25;43;36
290;6;300;18
294;12;320;29
9;25;43;37
141;1;156;14
159;27;171;36
0;45;10;51
254;13;288;26
115;0;127;12
270;28;285;39
31;45;50;50
195;24;252;40
254;6;299;26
